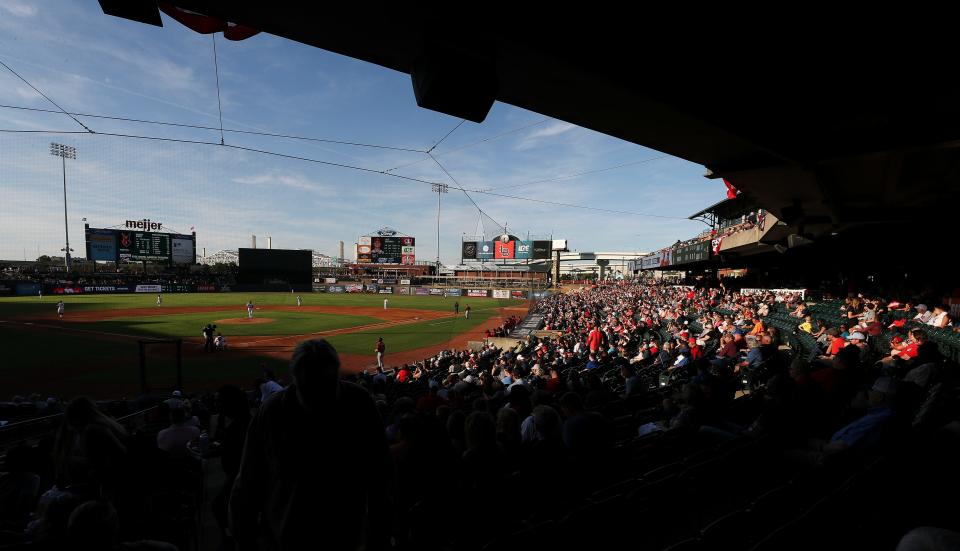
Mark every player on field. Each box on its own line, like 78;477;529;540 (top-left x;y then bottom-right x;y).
57;300;64;319
247;300;255;319
297;295;302;307
157;294;162;306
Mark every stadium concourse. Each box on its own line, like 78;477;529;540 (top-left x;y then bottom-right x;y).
0;279;958;550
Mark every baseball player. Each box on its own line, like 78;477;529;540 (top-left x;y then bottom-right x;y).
296;295;302;307
57;300;64;319
384;297;389;310
246;300;254;319
156;293;162;306
464;305;471;319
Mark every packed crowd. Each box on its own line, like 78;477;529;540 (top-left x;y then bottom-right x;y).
1;282;958;550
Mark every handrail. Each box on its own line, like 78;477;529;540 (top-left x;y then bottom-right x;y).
0;405;159;451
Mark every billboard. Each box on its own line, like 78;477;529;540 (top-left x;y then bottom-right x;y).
511;290;526;299
86;228;118;261
346;283;364;293
467;289;489;297
492;289;510;299
463;238;552;260
444;288;462;297
358;235;415;264
171;236;196;264
415;287;431;295
658;249;673;267
429;288;445;295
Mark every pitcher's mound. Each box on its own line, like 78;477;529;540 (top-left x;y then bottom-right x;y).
214;318;275;325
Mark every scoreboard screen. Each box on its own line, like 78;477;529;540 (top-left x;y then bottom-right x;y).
358;235;415;264
85;225;195;264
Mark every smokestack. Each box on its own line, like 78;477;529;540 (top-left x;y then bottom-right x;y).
252;235;257;249
267;236;272;250
202;247;206;259
339;241;344;260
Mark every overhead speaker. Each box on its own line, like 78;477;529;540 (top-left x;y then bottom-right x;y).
412;43;498;123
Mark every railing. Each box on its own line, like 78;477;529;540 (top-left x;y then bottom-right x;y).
0;405;158;454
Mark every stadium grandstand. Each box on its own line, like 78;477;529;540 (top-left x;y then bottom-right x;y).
1;5;959;551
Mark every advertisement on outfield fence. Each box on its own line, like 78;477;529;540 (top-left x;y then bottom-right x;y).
444;288;462;297
328;285;346;293
467;289;488;297
531;291;550;299
492;289;510;299
53;286;84;294
511;290;526;299
400;279;411;285
82;285;133;293
429;288;445;296
324;278;336;284
346;284;363;293
366;284;378;292
415;287;430;295
161;285;193;293
196;285;217;292
378;287;393;294
135;285;162;293
399;287;411;295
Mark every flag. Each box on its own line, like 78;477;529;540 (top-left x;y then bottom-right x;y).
723;179;739;200
190;225;195;232
712;237;724;254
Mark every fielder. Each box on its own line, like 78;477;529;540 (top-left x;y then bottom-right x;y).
246;300;254;319
57;300;65;319
157;294;163;306
384;298;389;310
464;305;471;319
296;295;302;307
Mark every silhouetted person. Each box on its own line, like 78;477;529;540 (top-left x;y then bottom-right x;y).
230;338;390;550
212;385;251;550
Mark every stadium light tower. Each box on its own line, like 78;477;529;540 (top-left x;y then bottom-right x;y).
431;183;449;270
50;143;76;272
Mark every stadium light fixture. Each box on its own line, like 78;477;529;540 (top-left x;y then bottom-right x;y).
431;183;449;270
50;143;76;272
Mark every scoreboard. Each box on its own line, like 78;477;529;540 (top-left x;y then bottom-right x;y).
357;232;415;264
85;225;195;264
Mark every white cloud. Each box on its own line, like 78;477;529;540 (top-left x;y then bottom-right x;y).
0;0;36;17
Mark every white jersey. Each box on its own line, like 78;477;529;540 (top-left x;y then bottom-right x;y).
57;303;64;314
384;299;389;309
296;296;302;306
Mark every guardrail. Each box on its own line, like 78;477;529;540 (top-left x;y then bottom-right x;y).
0;405;159;453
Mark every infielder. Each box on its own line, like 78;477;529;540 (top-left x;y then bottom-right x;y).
464;305;471;319
57;300;64;319
246;300;254;319
296;295;302;307
157;294;162;306
384;298;389;310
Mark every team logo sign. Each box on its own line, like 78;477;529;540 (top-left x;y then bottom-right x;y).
120;232;131;248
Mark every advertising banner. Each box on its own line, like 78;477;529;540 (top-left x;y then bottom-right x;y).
492;289;510;299
476;241;494;260
366;284;378;292
359;236;371;246
15;282;42;296
324;278;336;284
86;228;118;262
511;290;526;299
415;287;431;295
401;254;415;265
400;279;411;285
171;237;195;264
467;289;489;297
429;288;445;296
161;285;193;293
462;241;478;259
53;286;84;294
378;287;393;294
640;254;660;270
82;285;133;293
658;249;673;268
399;287;411;295
196;285;218;292
532;241;552;259
444;288;462;297
531;291;550;299
345;283;364;293
135;285;162;293
328;285;346;293
401;246;415;255
494;240;515;259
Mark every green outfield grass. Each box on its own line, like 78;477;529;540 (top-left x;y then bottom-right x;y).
326;310;496;356
63;310;381;338
0;292;522;317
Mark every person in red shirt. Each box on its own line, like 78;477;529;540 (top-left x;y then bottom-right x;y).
587;326;604;353
396;365;411;383
688;338;703;360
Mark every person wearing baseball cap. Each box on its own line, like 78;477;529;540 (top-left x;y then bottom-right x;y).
913;304;933;324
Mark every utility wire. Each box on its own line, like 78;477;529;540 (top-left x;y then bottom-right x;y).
426;119;465;153
487;155;671;191
0;103;426;153
0;58;94;133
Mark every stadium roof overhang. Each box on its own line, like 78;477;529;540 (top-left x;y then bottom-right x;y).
688;195;760;226
100;4;960;237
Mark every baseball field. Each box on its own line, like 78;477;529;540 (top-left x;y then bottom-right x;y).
0;292;528;398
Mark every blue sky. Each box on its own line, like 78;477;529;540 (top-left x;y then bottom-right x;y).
0;0;722;263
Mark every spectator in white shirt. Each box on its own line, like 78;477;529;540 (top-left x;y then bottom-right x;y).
157;408;201;458
913;304;933;324
927;305;950;328
260;370;284;402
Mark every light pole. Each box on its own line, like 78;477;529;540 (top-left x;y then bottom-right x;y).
50;143;76;272
431;183;448;274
